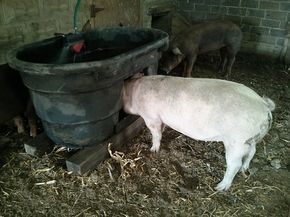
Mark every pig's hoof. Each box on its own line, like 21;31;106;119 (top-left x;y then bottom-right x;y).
215;181;231;191
150;146;160;153
30;130;37;138
240;163;250;172
222;72;230;80
239;167;247;173
17;128;25;134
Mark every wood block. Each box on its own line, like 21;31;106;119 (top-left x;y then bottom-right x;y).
114;114;139;133
24;133;54;157
66;117;144;175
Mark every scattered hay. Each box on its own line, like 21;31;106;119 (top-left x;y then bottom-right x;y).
0;53;290;216
107;143;143;180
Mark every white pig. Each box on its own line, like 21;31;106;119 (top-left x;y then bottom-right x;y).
122;75;275;191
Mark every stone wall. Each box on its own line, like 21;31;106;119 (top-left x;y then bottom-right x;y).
0;0;140;64
2;0;288;64
175;0;290;61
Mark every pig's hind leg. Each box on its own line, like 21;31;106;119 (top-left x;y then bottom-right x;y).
143;118;164;153
218;47;227;74
216;141;247;191
224;46;236;78
240;142;256;172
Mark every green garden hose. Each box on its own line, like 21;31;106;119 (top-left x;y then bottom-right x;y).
73;0;81;32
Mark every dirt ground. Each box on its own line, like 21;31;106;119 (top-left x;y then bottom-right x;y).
0;53;289;217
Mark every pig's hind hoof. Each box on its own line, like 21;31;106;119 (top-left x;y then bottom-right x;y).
150;146;160;153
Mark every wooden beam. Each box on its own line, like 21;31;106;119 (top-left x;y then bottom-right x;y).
66;117;144;175
114;114;139;133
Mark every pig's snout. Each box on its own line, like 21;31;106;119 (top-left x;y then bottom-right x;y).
159;51;185;75
159;68;170;74
172;47;183;56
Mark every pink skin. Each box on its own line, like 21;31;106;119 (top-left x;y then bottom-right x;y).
122;75;274;191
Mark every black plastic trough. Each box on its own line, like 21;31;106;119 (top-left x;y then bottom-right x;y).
7;27;168;148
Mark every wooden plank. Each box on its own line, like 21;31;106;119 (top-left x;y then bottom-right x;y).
66;117;144;175
24;133;54;157
114;114;139;133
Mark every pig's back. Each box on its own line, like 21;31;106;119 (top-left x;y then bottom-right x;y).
176;20;242;53
138;75;261;105
136;76;270;142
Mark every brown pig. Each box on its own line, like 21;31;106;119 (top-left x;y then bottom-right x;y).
159;20;243;78
122;75;274;191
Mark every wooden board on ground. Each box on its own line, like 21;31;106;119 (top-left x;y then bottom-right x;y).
24;133;54;157
66;117;144;175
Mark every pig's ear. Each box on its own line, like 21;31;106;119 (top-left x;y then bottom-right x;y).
172;47;183;55
131;72;144;79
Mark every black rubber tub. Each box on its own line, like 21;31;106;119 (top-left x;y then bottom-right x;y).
7;27;168;148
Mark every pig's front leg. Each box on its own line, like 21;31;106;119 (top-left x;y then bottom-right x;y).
26;100;37;137
28;117;37;137
14;115;25;134
144;118;163;152
216;142;245;191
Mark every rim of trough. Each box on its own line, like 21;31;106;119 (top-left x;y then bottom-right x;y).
6;27;169;76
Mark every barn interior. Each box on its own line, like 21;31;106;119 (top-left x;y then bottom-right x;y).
0;0;289;216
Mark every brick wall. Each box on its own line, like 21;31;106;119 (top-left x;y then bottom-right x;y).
0;0;76;64
175;0;290;61
0;0;140;64
0;0;179;65
3;0;288;64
